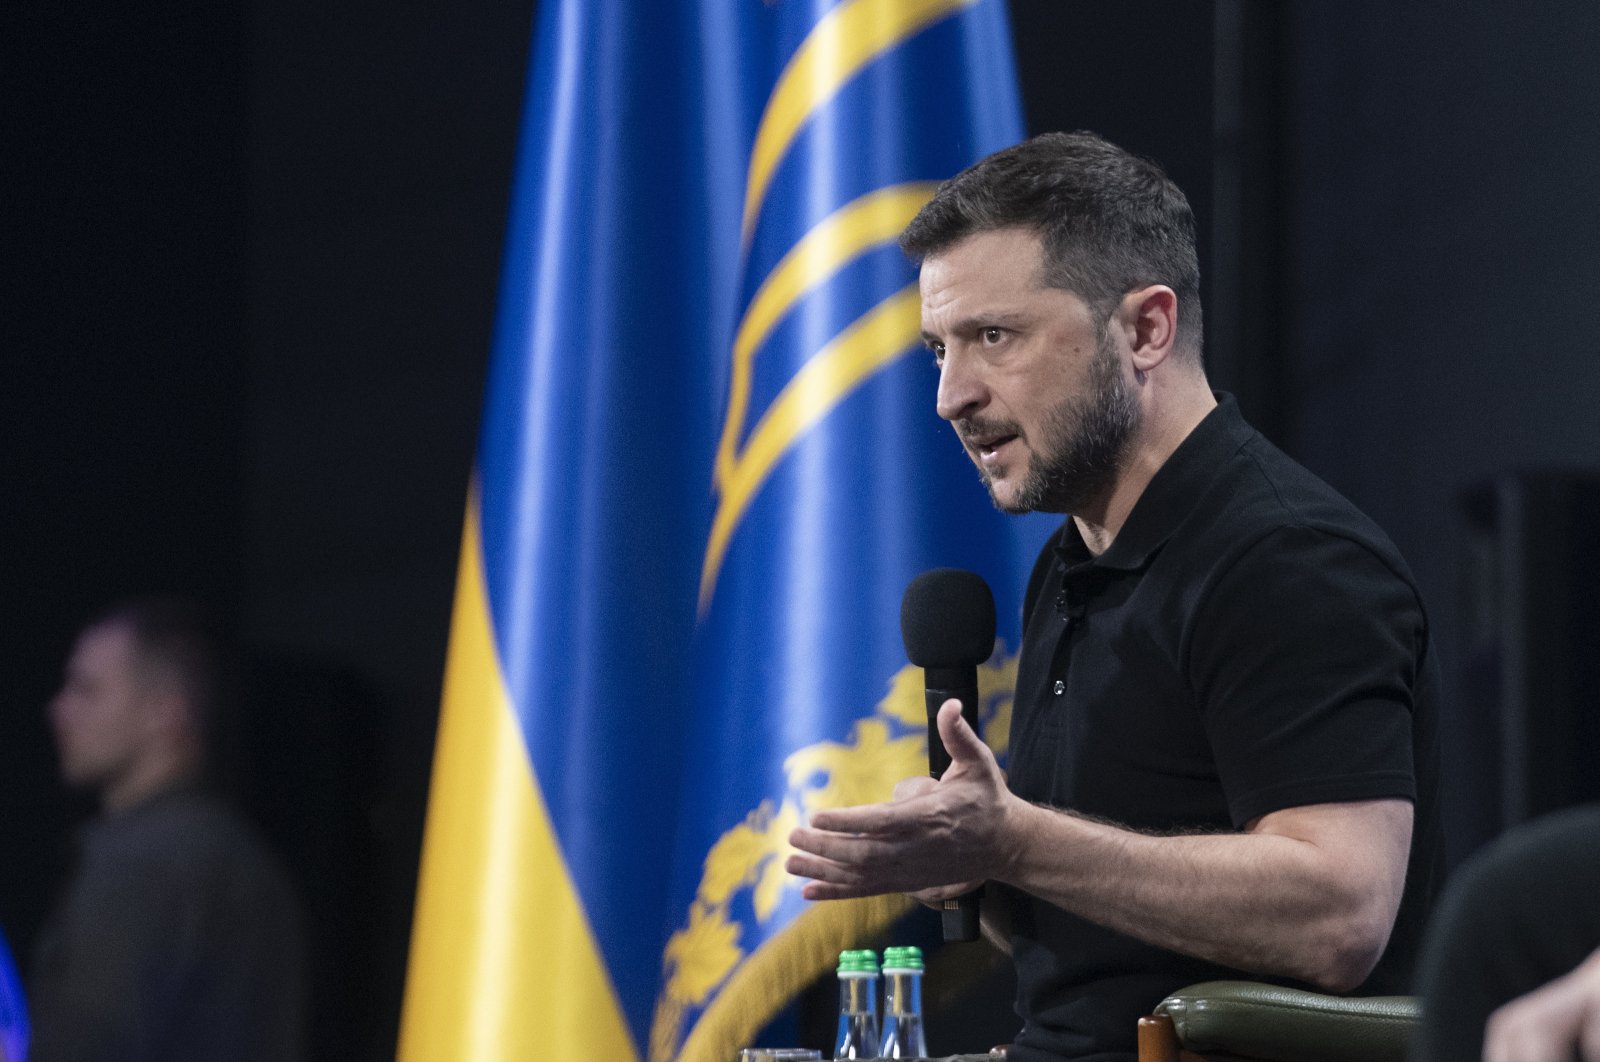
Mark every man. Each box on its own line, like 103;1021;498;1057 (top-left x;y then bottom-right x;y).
787;132;1441;1062
31;598;306;1062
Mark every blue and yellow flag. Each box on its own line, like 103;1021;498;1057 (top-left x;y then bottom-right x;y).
397;1;1053;1059
0;927;27;1062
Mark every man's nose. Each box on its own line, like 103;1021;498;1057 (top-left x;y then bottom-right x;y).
935;350;985;422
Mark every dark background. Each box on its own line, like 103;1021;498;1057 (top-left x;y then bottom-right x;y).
6;1;1599;1057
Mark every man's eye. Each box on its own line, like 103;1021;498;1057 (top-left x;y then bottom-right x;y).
982;327;1004;344
929;344;945;367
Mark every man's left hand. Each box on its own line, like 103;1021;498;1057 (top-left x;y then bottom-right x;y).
786;699;1011;900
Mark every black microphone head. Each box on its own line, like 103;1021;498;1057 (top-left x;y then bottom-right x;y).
900;568;997;667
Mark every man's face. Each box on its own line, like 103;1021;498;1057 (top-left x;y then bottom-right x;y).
48;623;155;792
919;227;1138;515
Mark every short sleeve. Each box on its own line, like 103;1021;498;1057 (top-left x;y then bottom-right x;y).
1188;525;1426;827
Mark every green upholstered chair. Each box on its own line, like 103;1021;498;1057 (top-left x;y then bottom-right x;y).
1136;981;1419;1062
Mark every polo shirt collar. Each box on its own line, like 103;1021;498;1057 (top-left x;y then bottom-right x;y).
1054;391;1252;573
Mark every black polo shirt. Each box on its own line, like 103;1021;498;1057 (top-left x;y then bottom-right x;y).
999;394;1442;1062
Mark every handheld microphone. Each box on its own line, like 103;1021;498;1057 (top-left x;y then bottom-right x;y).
899;567;996;942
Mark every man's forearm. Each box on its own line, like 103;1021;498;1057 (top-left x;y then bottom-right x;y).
786;705;1410;991
992;797;1411;992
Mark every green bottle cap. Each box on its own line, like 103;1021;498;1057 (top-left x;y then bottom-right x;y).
836;949;880;974
881;946;924;971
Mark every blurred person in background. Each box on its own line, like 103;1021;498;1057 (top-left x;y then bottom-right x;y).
1413;804;1600;1062
30;597;306;1062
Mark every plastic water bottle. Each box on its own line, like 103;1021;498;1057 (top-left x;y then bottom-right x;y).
833;949;880;1059
880;946;928;1059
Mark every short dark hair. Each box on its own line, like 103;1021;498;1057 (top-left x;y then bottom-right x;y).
900;131;1203;357
89;596;237;775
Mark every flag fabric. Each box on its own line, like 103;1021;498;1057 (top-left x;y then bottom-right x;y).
0;927;27;1062
397;1;1053;1060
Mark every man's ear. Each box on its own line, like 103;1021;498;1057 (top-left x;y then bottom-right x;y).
140;683;193;743
1120;285;1179;374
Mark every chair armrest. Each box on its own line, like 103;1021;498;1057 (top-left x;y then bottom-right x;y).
1154;981;1419;1062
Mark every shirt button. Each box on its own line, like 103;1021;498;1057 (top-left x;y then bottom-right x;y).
1053;680;1066;696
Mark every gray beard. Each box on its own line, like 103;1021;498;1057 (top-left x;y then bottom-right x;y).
981;336;1139;516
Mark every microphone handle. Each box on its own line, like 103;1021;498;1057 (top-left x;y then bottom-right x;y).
924;670;983;941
